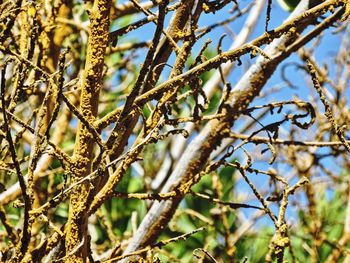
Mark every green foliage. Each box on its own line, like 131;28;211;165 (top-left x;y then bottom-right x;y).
277;0;301;12
288;186;348;262
148;170;350;262
235;227;273;263
154;163;239;262
108;168;146;236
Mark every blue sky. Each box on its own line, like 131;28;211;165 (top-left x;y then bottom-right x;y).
111;0;348;229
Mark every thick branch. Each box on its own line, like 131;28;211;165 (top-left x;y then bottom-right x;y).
119;1;343;260
64;0;111;261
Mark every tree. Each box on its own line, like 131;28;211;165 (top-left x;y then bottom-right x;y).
0;0;349;262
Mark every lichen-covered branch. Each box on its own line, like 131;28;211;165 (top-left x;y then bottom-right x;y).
64;0;111;261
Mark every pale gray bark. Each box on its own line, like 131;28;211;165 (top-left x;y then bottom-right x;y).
154;0;266;191
120;1;317;261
